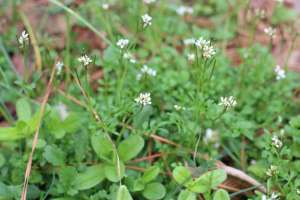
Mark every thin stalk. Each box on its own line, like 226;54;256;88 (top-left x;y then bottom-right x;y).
49;0;111;46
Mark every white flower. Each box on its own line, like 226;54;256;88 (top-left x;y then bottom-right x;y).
142;14;152;28
276;0;283;3
203;44;216;58
264;27;276;39
174;105;185;111
55;103;69;120
204;128;219;147
144;0;157;4
187;53;195;62
78;55;92;66
116;39;129;49
176;6;193;16
255;9;266;18
270;192;280;200
18;30;29;45
194;37;216;58
297;189;300;195
102;3;110;10
274;65;286;80
272;135;283;148
55;61;64;75
266;165;278;177
136;65;157;80
135;92;152;106
183;38;196;46
123;52;136;63
219;96;237;109
195;37;210;49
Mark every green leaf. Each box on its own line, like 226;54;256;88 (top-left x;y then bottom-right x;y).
133;106;153;129
43;145;65;166
0;154;5;168
290;116;300;129
0;127;23;141
16;98;31;121
73;164;105;190
178;190;196;200
91;132;114;160
213;189;230;200
187;169;227;193
59;166;78;191
172;166;192;186
132;178;145;192
104;161;125;182
118;135;144;161
142;166;160;183
142;182;166;200
116;185;133;200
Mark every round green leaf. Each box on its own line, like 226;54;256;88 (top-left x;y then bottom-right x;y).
178;190;196;200
104;161;125;182
187;169;227;193
172;166;192;185
91;133;114;160
213;189;230;200
73;164;105;190
142;166;160;183
117;185;133;200
118;135;144;161
142;182;166;200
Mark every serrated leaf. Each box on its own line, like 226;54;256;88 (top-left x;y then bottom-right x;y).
118;135;144;161
73;164;105;190
142;182;166;200
43;145;65;166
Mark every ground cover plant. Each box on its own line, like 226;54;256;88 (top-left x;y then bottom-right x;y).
0;0;300;199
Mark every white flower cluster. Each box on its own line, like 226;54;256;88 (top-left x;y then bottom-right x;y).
183;38;196;46
187;53;195;62
266;165;278;177
262;193;280;200
142;14;152;28
274;65;286;80
270;193;280;200
195;37;216;58
55;61;64;75
18;30;29;45
174;105;185;111
55;102;69;120
135;92;152;106
264;27;276;39
219;96;237;109
176;6;193;16
116;39;129;49
102;3;110;10
255;9;266;19
123;52;136;63
136;65;157;80
272;135;283;148
144;0;157;4
204;128;220;147
78;54;92;66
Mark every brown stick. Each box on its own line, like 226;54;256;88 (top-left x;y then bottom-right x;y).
21;66;56;200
